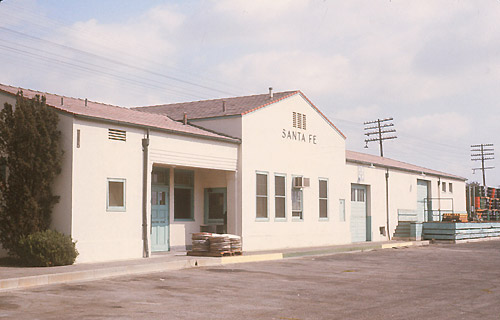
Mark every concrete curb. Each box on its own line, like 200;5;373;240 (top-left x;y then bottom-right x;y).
0;241;429;292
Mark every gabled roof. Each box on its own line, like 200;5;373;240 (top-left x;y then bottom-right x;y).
0;84;239;143
135;90;346;138
346;150;466;181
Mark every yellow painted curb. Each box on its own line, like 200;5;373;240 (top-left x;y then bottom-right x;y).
381;242;414;249
221;253;283;265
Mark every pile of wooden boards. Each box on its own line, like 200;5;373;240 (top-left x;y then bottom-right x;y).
188;233;242;256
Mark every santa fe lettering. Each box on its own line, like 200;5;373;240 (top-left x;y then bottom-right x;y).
281;129;317;144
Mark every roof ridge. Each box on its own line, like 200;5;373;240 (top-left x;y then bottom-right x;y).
135;90;300;109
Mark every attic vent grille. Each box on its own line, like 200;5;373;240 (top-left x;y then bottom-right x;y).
292;112;307;130
108;128;126;141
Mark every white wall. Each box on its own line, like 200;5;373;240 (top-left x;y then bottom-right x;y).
71;119;144;263
190;116;242;139
345;161;467;240
239;93;349;251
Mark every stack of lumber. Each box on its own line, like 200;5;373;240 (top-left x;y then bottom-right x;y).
228;234;242;252
188;233;242;256
191;232;211;252
209;234;231;254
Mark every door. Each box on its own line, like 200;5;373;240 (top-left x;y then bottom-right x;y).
151;185;169;252
417;180;431;222
204;188;227;233
351;185;368;242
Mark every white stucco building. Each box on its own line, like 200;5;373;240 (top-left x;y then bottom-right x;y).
0;84;467;263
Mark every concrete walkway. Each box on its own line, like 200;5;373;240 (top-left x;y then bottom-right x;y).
0;240;428;291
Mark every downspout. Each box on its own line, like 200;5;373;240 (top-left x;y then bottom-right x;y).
385;168;390;240
142;129;150;258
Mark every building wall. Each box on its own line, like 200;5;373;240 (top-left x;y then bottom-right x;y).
71;118;144;263
239;94;349;251
345;161;467;240
190;116;242;139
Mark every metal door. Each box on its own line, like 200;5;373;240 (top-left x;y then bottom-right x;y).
151;186;169;252
351;185;368;242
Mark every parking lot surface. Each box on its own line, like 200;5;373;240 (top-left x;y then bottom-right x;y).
1;240;500;320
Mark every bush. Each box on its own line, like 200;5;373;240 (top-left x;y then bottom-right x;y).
17;230;78;267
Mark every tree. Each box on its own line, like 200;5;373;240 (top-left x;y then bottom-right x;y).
0;91;63;255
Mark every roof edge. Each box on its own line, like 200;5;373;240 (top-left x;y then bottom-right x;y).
346;156;466;181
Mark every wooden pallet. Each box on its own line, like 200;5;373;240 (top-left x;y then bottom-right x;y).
187;250;243;257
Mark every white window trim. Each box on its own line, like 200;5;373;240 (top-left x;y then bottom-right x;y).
107;178;126;212
256;171;269;221
291;175;304;221
319;178;329;221
274;173;287;222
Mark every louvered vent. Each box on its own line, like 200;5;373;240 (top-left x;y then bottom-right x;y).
292;112;307;130
108;128;126;141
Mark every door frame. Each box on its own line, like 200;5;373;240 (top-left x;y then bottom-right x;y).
204;187;227;226
151;184;170;252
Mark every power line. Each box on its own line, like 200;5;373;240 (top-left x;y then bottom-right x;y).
471;144;495;187
364;117;397;157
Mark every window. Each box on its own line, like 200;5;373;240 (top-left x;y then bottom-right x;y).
77;129;81;148
292;177;303;220
339;199;346;222
152;167;170;185
449;183;453;193
442;181;446;192
351;188;365;202
275;175;286;219
319;179;328;219
174;169;194;220
256;172;268;219
107;178;126;211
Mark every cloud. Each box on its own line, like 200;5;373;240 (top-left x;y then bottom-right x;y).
399;112;471;141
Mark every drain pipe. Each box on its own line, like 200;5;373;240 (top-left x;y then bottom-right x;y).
142;129;150;258
385;168;391;240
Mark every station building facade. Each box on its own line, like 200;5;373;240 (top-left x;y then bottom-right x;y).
0;84;466;263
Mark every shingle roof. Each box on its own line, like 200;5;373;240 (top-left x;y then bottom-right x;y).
134;90;346;138
0;84;239;143
346;150;466;181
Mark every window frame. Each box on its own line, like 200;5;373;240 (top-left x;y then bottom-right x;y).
291;175;304;221
274;173;287;221
319;178;329;221
106;178;126;212
173;169;194;221
256;171;269;221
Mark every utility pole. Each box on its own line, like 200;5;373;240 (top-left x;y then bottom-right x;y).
364;117;397;157
471;144;495;187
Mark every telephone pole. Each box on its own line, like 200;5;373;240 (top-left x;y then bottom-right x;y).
471;144;495;187
364;117;397;157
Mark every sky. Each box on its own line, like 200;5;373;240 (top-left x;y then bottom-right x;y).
0;0;499;186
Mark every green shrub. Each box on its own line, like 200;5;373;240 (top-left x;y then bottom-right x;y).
17;230;78;267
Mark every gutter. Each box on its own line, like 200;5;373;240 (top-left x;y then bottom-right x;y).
346;159;466;182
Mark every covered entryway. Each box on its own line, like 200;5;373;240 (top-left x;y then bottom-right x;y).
351;184;370;242
417;179;431;222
